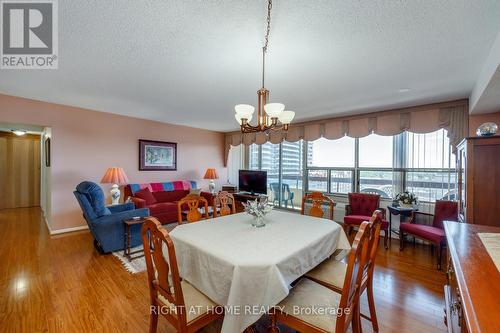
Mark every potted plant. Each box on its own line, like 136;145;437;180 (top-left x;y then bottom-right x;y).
395;191;418;209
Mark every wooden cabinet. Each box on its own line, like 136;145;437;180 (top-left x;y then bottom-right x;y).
444;221;500;333
456;136;500;226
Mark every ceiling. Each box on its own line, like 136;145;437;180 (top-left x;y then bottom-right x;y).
1;0;500;132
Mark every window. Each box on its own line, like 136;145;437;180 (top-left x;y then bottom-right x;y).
358;134;396;198
308;170;328;192
248;144;259;170
248;129;456;203
308;137;355;168
405;130;456;201
359;134;393;168
330;170;354;194
247;140;304;209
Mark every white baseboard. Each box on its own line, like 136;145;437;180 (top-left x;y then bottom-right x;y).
50;224;89;235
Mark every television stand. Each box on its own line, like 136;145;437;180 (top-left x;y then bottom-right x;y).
233;192;267;213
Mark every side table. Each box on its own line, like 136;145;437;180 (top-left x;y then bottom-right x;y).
387;205;418;239
123;217;148;261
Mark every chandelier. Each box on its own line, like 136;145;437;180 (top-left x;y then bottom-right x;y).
234;0;295;134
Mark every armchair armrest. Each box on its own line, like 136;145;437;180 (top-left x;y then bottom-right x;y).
377;207;387;219
107;202;135;213
345;204;352;216
409;211;434;224
94;208;150;226
130;197;147;209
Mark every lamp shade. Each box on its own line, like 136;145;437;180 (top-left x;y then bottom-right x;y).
100;167;129;184
203;168;219;180
264;103;285;118
278;110;295;124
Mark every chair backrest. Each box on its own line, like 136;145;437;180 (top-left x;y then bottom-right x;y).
177;194;209;223
336;221;371;332
141;218;188;325
433;200;459;229
365;210;383;280
214;191;236;217
348;192;380;216
301;192;334;220
73;181;111;221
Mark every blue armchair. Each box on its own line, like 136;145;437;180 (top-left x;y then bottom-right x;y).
73;181;150;253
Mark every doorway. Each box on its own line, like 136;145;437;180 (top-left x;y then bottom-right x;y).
0;129;41;209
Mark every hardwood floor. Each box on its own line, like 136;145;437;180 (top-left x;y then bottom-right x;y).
0;207;447;332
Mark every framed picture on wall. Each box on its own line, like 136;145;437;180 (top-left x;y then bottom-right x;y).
45;137;51;167
139;140;177;171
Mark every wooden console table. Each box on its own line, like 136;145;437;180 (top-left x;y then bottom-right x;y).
444;221;500;332
233;192;267;213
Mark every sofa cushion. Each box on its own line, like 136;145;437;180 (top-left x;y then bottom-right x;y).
344;215;388;230
135;188;157;205
148;202;177;215
400;222;445;244
153;190;189;203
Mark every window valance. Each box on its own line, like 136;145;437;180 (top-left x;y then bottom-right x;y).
224;99;468;166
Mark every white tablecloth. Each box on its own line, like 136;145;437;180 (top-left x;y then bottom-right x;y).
169;210;351;333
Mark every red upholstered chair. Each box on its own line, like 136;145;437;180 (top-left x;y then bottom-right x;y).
399;200;458;270
344;193;389;249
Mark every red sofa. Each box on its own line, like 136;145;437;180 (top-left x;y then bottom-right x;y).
123;181;214;224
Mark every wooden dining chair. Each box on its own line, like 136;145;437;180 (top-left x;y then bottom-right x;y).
269;221;372;333
213;191;236;217
301;192;335;220
305;210;383;332
177;194;209;224
141;217;223;333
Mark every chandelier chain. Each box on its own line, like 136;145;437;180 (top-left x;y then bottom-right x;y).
262;0;272;88
263;0;272;53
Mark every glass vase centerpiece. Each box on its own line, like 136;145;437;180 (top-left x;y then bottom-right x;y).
242;197;273;228
395;191;418;209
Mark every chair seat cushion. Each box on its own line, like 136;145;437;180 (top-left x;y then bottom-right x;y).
400;223;445;244
157;280;218;323
305;257;347;290
148;202;177;214
344;215;389;230
278;278;341;332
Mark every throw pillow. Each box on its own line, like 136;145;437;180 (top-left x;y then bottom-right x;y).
135;187;157;205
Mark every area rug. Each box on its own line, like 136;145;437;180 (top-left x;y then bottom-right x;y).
112;246;147;274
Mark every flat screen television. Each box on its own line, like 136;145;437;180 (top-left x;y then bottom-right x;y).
238;170;267;195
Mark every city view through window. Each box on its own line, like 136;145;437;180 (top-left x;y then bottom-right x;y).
248;129;456;208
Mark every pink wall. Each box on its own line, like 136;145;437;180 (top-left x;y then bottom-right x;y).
0;94;226;231
469;111;500;135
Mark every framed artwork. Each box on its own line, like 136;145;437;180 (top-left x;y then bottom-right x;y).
45;137;51;167
139;140;177;171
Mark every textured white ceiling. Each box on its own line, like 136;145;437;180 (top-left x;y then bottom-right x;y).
1;0;500;131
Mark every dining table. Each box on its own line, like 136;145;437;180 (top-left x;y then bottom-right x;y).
168;209;351;333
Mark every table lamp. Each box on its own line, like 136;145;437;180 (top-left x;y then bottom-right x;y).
100;167;129;205
203;168;218;194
